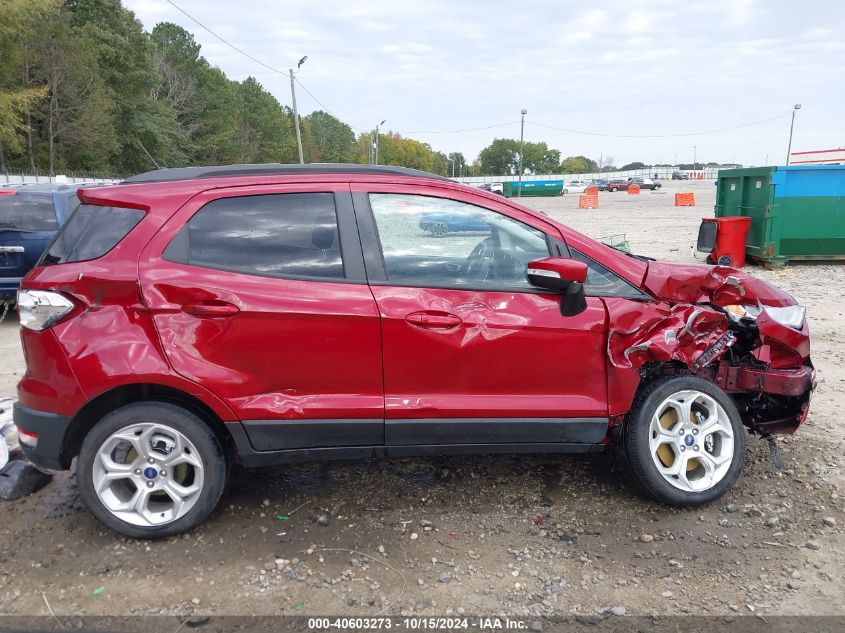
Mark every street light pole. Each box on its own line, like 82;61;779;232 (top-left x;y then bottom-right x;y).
786;104;801;165
374;120;386;165
693;145;697;170
518;108;527;198
289;55;308;165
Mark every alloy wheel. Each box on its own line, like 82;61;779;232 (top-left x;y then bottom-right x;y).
92;423;204;527
431;222;449;237
648;389;735;493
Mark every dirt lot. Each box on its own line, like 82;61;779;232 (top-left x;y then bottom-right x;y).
1;180;844;619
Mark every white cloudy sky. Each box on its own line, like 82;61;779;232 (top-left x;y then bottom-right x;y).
125;0;844;166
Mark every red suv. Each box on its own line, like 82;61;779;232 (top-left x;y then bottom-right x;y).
14;165;813;538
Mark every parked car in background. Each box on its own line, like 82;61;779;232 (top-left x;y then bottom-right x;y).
672;171;690;180
605;180;629;192
0;184;86;303
630;178;662;190
420;209;489;236
562;180;588;194
14;164;813;538
477;183;504;195
591;179;609;191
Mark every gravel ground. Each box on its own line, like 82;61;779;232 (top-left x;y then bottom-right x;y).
1;180;844;619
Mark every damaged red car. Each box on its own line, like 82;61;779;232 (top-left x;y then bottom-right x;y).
13;165;813;538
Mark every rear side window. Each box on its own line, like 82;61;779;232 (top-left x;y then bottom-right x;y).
0;195;57;231
41;204;144;265
164;193;344;280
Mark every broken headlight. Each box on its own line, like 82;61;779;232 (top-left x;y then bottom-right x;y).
723;304;805;330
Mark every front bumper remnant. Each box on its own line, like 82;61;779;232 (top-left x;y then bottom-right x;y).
715;364;815;397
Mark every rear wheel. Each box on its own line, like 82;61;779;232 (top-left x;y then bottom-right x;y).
430;222;449;237
610;187;618;192
77;402;227;538
619;376;746;506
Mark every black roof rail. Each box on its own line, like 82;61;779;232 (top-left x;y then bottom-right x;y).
122;163;452;184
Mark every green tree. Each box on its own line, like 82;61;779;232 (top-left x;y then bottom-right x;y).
478;138;519;175
478;139;563;175
621;161;648;170
560;155;598;174
303;111;355;163
446;151;467;177
236;77;296;163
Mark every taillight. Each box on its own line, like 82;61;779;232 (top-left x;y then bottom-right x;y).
17;289;75;330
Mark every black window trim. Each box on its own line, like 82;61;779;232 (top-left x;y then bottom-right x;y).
351;190;560;294
162;189;368;285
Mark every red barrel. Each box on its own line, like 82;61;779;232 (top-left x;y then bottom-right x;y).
713;216;752;267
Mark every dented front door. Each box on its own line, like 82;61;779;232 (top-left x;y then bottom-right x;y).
354;186;608;446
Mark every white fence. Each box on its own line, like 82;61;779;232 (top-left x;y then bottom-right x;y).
457;165;730;185
0;173;120;186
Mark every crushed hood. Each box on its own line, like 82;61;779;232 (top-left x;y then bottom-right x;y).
643;262;796;307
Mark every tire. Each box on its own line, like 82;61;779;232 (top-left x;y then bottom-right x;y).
619;376;746;507
562;189;568;195
610;187;617;192
77;402;227;539
430;221;449;238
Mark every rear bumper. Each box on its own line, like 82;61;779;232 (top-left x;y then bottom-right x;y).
13;402;74;470
0;278;21;301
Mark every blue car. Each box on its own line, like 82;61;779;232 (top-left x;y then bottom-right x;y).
0;184;85;303
419;211;490;237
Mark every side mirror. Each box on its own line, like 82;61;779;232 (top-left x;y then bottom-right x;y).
526;257;589;317
526;257;588;291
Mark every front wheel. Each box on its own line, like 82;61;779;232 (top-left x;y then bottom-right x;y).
77;402;227;538
610;187;618;192
619;376;746;506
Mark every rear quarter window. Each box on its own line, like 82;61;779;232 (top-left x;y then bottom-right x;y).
0;195;58;231
41;204;145;265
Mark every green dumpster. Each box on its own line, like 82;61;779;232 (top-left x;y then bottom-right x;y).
503;179;563;197
714;165;845;268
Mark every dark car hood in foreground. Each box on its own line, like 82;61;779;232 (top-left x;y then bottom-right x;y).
643;261;796;307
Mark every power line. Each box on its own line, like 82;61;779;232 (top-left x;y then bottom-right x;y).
165;0;364;130
165;0;288;77
162;1;792;143
527;113;791;139
404;121;520;134
293;78;363;131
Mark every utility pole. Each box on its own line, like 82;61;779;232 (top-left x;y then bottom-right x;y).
373;120;386;165
518;108;527;198
289;55;308;164
786;104;801;165
693;145;697;170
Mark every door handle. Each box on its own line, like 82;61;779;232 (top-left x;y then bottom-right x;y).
405;310;462;329
181;300;240;318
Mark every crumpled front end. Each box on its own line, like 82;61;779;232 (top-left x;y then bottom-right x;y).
606;261;813;435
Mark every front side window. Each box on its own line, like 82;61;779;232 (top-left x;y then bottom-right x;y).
568;247;647;299
165;193;344;280
369;193;549;290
